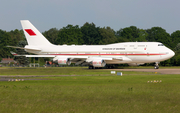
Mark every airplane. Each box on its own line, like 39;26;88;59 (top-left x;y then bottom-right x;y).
8;20;175;69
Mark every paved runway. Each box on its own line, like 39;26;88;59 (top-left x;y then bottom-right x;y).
0;76;46;81
110;69;180;74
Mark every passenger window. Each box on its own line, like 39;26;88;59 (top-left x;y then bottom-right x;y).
138;45;145;47
158;44;164;46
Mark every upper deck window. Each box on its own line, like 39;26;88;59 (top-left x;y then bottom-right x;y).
158;44;164;46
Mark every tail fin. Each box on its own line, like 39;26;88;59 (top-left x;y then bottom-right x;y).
21;20;52;46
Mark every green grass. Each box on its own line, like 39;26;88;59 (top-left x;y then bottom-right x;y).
0;67;180;112
0;67;155;76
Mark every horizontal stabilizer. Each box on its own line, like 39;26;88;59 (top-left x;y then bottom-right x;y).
7;46;41;51
7;46;25;49
24;46;41;51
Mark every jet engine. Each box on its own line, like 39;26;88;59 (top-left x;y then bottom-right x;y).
91;59;106;67
57;58;71;65
53;57;71;65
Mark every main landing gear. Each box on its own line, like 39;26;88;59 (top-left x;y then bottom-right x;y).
88;66;94;69
154;62;159;69
88;65;115;69
88;66;103;69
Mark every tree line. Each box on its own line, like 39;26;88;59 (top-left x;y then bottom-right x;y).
0;22;180;66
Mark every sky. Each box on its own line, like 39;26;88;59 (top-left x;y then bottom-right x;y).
1;0;180;34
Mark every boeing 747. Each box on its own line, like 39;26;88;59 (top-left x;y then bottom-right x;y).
8;20;175;69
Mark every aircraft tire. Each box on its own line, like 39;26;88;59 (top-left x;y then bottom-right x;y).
154;66;159;69
89;66;93;69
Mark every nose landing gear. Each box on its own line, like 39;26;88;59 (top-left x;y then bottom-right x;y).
154;62;159;69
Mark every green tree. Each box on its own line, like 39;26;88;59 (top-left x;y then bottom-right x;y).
81;22;101;45
116;26;140;42
15;40;30;66
57;25;83;45
146;27;172;48
137;29;148;42
160;59;171;66
99;27;117;44
175;43;180;52
173;43;180;66
171;30;180;49
0;30;12;60
43;28;59;44
8;29;25;46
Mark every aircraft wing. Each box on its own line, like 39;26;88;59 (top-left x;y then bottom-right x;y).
112;56;132;61
10;51;132;65
13;53;132;62
70;56;132;65
25;55;56;57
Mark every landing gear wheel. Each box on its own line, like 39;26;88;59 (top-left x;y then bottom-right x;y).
106;65;114;69
89;66;92;69
89;66;95;69
154;66;159;69
154;62;159;69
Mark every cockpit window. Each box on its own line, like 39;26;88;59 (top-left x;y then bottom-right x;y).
158;44;164;46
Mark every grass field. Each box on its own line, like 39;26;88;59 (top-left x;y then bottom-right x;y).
0;67;156;76
0;67;180;113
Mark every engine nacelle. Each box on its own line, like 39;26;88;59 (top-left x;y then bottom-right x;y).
53;57;71;65
58;58;71;65
128;63;144;66
91;60;106;67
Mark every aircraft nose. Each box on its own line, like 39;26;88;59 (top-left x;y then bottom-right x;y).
169;50;175;58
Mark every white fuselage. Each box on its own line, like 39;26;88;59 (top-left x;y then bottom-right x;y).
18;20;175;68
25;42;175;64
8;20;175;68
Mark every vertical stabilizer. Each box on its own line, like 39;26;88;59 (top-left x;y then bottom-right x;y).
21;20;52;46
